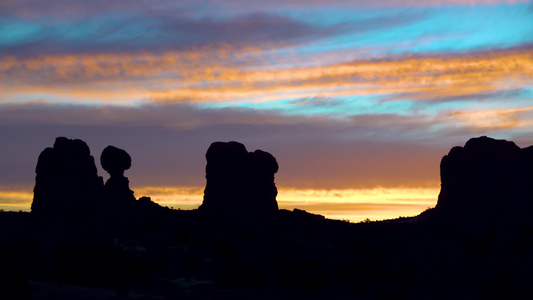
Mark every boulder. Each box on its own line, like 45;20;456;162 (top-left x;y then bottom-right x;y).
100;146;136;205
100;145;131;177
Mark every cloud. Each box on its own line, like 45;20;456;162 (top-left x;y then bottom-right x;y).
0;6;431;60
0;0;527;20
2;102;531;218
289;97;345;108
2;0;530;218
445;105;533;131
0;102;463;191
0;0;176;19
2;44;531;108
0;11;361;57
394;89;529;106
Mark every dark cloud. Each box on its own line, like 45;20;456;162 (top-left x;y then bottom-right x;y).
0;0;401;19
0;7;427;58
157;12;335;45
0;103;449;190
0;12;347;57
0;102;303;127
3;102;528;191
0;0;173;19
289;97;345;107
382;89;528;105
345;113;459;145
1;0;518;19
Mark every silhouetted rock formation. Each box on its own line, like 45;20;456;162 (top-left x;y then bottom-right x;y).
200;141;279;214
436;136;533;221
100;145;136;205
31;137;167;221
249;149;279;212
32;137;104;217
11;136;533;299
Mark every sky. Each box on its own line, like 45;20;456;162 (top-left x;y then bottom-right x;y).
1;0;532;221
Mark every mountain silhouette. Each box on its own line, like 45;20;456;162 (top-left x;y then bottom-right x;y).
0;136;532;299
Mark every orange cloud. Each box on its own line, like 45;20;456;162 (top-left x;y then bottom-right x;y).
445;105;533;130
135;47;533;103
1;46;531;106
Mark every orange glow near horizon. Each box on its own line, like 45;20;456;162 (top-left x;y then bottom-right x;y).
0;186;439;222
0;190;34;212
276;188;438;222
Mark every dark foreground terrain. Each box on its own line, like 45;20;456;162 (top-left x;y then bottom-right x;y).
1;135;533;299
1;207;532;300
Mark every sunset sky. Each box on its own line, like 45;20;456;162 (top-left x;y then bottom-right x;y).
1;0;532;221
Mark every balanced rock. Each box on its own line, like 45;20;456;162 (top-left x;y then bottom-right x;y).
100;146;135;205
101;146;131;176
200;141;279;214
32;137;104;216
436;136;533;220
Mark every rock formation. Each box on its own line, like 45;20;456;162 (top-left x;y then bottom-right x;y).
100;145;136;205
32;137;104;217
436;136;533;221
249;150;279;212
200;141;279;214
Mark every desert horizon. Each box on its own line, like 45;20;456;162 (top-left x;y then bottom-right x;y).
2;135;533;299
0;149;441;222
2;1;533;298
